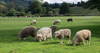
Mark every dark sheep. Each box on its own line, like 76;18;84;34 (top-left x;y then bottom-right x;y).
18;26;37;40
50;25;57;33
67;18;73;22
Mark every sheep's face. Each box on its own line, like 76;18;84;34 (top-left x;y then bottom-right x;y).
72;41;77;46
37;36;42;42
72;39;77;46
54;31;60;38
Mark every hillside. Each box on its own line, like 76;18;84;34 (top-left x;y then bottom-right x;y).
70;7;100;16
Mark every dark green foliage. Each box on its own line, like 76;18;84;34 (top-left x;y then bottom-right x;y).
84;0;100;11
0;5;8;13
6;8;16;16
41;7;46;14
77;1;85;7
28;1;42;14
42;2;52;14
16;12;27;16
59;2;70;14
50;3;60;8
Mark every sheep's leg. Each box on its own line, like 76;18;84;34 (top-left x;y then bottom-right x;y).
83;42;86;45
31;23;32;25
39;39;41;42
86;40;88;44
60;39;63;44
43;36;46;41
88;40;90;45
51;37;53;41
31;34;35;40
81;38;86;45
80;42;82;45
68;36;70;43
50;32;53;41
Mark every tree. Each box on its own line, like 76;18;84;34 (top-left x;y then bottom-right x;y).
28;1;42;14
53;8;59;15
41;7;46;14
42;2;52;14
0;1;7;6
6;8;16;16
50;3;60;8
0;5;8;13
7;0;17;10
77;2;81;7
84;0;100;11
59;2;69;14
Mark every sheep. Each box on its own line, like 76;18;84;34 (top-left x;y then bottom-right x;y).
37;27;53;42
53;19;61;25
72;29;91;46
54;29;71;44
50;25;57;33
31;20;36;25
18;26;37;40
67;18;73;22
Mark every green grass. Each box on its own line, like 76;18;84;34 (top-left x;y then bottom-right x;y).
0;16;100;53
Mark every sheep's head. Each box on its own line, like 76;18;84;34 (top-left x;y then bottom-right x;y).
72;38;78;46
37;36;42;42
54;31;60;38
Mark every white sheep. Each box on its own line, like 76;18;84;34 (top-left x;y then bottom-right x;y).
31;20;36;25
72;29;91;46
37;27;53;42
53;19;61;25
54;29;71;44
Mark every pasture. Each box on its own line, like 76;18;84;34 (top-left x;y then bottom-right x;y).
0;16;100;53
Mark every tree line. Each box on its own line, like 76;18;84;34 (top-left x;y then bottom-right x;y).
0;0;92;17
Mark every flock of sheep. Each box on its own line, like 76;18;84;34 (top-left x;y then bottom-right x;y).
18;18;91;46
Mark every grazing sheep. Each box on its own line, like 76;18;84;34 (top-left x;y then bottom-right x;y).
53;19;61;25
31;20;36;25
18;26;37;40
67;18;73;22
37;27;53;42
72;29;91;46
50;25;57;33
54;29;71;44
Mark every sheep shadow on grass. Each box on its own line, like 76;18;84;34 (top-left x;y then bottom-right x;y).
42;42;59;45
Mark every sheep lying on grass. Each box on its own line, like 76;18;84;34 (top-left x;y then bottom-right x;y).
53;19;61;25
50;25;57;33
72;29;91;46
67;18;73;22
54;29;71;44
18;26;37;40
31;20;36;25
37;27;53;42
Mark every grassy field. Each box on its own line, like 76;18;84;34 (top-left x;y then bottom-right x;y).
0;16;100;53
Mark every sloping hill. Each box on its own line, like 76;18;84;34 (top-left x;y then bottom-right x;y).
70;7;100;16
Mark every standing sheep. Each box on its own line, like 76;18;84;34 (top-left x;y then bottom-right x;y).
50;25;57;33
53;19;61;25
67;18;73;22
54;29;71;44
72;29;91;46
18;26;37;40
31;20;36;25
37;27;53;42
